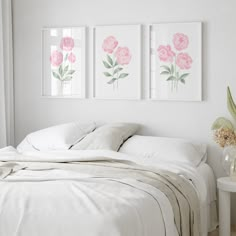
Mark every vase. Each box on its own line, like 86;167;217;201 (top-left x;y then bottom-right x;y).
222;145;236;180
230;158;236;180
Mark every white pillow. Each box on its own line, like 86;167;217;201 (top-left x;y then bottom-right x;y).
17;122;96;152
119;135;207;167
72;123;140;151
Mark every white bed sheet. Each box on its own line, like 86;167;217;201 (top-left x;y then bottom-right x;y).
133;159;218;235
0;148;218;236
124;154;218;235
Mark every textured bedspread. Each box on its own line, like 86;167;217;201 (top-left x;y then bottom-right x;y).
0;148;201;236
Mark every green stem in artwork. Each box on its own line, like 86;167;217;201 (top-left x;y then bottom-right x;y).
112;58;115;75
174;56;177;91
117;68;121;89
174;57;177;77
111;54;116;90
174;56;179;91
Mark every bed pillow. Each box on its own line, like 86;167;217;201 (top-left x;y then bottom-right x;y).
17;122;96;152
71;123;140;151
119;135;207;167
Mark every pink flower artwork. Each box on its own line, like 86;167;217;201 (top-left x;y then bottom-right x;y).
115;47;132;65
102;36;118;54
158;32;193;92
50;50;63;67
173;33;189;51
176;53;192;70
68;52;76;63
157;45;175;62
50;36;76;82
60;37;75;51
101;35;132;88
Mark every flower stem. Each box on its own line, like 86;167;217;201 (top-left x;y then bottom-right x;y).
174;56;178;92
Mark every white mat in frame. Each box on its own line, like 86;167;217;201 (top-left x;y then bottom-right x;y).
149;22;202;101
42;27;86;98
93;24;142;100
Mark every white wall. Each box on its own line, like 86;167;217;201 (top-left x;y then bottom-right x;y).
12;0;236;222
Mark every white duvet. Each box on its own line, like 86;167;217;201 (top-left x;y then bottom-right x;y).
0;147;212;236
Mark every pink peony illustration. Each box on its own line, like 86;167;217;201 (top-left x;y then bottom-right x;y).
158;33;193;92
173;33;189;51
102;36;118;53
176;53;192;69
115;47;132;65
50;50;63;67
68;52;76;63
102;36;131;87
102;36;118;54
157;45;175;62
60;37;75;51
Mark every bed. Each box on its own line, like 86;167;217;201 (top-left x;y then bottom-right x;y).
0;122;218;236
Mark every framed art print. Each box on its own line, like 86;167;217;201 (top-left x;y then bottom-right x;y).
150;22;202;101
93;24;141;99
42;27;86;98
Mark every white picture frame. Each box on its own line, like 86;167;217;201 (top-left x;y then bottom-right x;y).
42;27;86;98
93;24;142;100
149;22;202;101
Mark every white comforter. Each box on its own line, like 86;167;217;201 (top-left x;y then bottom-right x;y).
0;147;208;236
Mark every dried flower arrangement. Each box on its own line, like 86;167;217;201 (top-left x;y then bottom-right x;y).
212;87;236;147
213;127;236;148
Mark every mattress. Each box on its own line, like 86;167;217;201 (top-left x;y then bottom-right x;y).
137;160;218;235
197;163;218;234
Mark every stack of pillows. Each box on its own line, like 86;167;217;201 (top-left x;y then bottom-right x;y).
17;122;207;167
17;122;139;152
